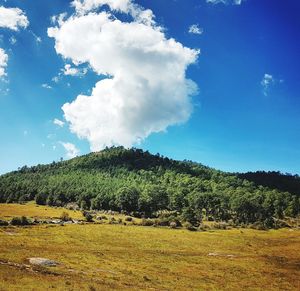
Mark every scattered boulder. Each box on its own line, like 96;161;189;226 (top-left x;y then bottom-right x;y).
28;258;59;267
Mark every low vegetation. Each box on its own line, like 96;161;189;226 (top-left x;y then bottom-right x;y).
0;203;299;290
0;221;299;290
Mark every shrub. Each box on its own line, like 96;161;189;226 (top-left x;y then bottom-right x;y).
183;222;197;231
82;211;94;222
118;218;123;224
169;221;177;229
60;212;71;222
10;216;30;226
141;218;154;226
100;215;108;220
125;216;133;222
109;217;117;224
0;219;9;226
274;219;291;229
249;222;267;230
198;224;210;231
171;219;182;227
154;218;169;227
131;211;142;218
212;222;227;230
35;193;47;205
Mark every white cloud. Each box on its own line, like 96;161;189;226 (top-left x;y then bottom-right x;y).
71;0;132;14
188;24;203;35
60;142;80;158
0;6;29;31
48;1;199;151
62;64;87;76
9;36;17;45
47;133;56;139
42;83;52;89
30;31;42;43
53;118;65;127
206;0;244;5
261;74;275;96
0;48;8;77
52;76;60;83
71;0;155;26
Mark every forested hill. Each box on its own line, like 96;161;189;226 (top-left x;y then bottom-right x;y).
0;147;299;227
238;171;300;197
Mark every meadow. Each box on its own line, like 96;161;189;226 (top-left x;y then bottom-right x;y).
0;203;299;290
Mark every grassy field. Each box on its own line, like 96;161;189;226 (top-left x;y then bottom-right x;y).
0;202;84;221
0;204;299;290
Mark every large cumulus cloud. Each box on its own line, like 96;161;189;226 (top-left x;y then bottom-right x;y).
0;6;29;30
48;0;199;151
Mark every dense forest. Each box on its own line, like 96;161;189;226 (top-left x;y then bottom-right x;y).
0;147;299;227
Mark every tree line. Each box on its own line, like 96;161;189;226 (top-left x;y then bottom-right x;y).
0;147;299;227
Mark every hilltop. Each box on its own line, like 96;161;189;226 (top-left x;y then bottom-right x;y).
0;147;299;227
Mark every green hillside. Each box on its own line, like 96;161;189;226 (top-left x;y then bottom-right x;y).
0;147;299;227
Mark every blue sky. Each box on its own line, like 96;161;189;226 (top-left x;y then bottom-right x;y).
0;0;299;175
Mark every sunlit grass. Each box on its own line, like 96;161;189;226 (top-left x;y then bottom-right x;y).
0;202;84;221
0;203;299;290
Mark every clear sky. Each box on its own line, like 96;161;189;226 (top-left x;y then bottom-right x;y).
0;0;299;175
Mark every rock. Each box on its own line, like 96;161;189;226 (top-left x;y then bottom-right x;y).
28;258;59;267
51;219;62;224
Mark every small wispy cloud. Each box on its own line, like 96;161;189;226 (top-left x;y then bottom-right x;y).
261;73;275;96
51;64;88;85
52;76;60;83
9;36;17;45
188;24;203;35
206;0;244;5
62;64;87;77
59;142;80;159
29;31;42;44
47;133;56;139
42;83;52;89
53;118;64;127
0;48;8;78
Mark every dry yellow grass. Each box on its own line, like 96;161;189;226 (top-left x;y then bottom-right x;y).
0;202;84;221
0;204;299;290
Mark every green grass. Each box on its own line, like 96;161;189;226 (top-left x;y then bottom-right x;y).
0;203;299;290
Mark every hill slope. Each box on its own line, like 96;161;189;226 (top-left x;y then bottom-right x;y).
0;147;299;227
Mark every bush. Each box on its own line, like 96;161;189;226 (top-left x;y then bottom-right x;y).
82;211;94;222
198;224;210;231
100;215;108;220
141;218;155;226
169;221;177;229
0;219;9;226
212;222;227;230
249;222;267;230
125;216;133;222
154;218;169;227
109;217;117;224
183;222;197;231
171;219;182;227
10;216;30;226
35;193;47;205
60;212;71;222
274;219;291;229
